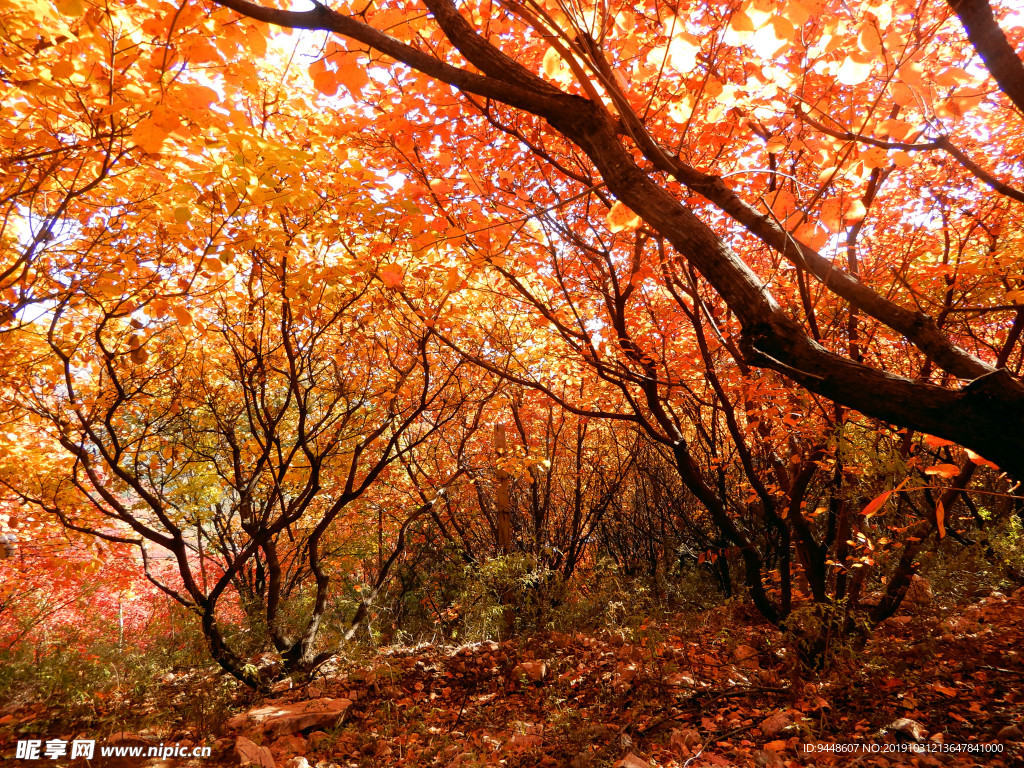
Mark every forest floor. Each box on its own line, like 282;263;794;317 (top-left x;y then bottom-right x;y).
3;589;1024;768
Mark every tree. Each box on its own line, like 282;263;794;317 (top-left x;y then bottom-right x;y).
3;0;1023;675
0;62;481;681
201;0;1024;478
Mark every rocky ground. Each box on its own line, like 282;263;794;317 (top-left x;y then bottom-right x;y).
3;588;1024;767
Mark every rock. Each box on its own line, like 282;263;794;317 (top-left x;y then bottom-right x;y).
270;734;307;758
905;576;933;606
107;732;154;746
512;661;548;682
612;753;650;768
613;665;637;691
997;724;1022;740
888;718;928;742
506;732;543;749
236;736;275;768
665;672;694;687
669;728;701;750
760;712;796;739
585;724;616;741
753;748;785;767
733;645;760;669
306;731;329;750
284;759;311;768
229;698;352;739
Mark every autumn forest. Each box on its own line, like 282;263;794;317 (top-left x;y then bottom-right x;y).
1;0;1023;765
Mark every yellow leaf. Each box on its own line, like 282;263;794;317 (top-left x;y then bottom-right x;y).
607;201;641;233
542;47;562;78
55;0;84;16
837;55;873;86
724;11;755;46
844;199;867;223
173;206;191;225
667;34;700;71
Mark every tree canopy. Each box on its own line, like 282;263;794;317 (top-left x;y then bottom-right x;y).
1;0;1022;683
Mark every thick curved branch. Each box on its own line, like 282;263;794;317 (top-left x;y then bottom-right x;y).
946;0;1024;115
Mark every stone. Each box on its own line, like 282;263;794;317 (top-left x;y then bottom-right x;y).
760;712;796;739
612;753;650;768
236;736;275;768
669;728;701;752
512;661;548;682
888;718;928;742
229;698;352;739
585;724;615;741
506;732;543;749
306;731;330;750
107;732;154;746
996;724;1022;740
270;734;307;758
733;644;760;669
753;748;785;767
284;759;311;768
665;672;694;687
905;576;933;606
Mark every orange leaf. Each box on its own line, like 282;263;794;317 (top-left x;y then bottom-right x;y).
844;199;867;223
607;201;641;232
172;306;193;326
965;449;998;469
923;435;955;448
924;463;959;478
336;59;370;97
312;69;338;96
935;500;946;538
379;263;404;289
862;478;908;519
